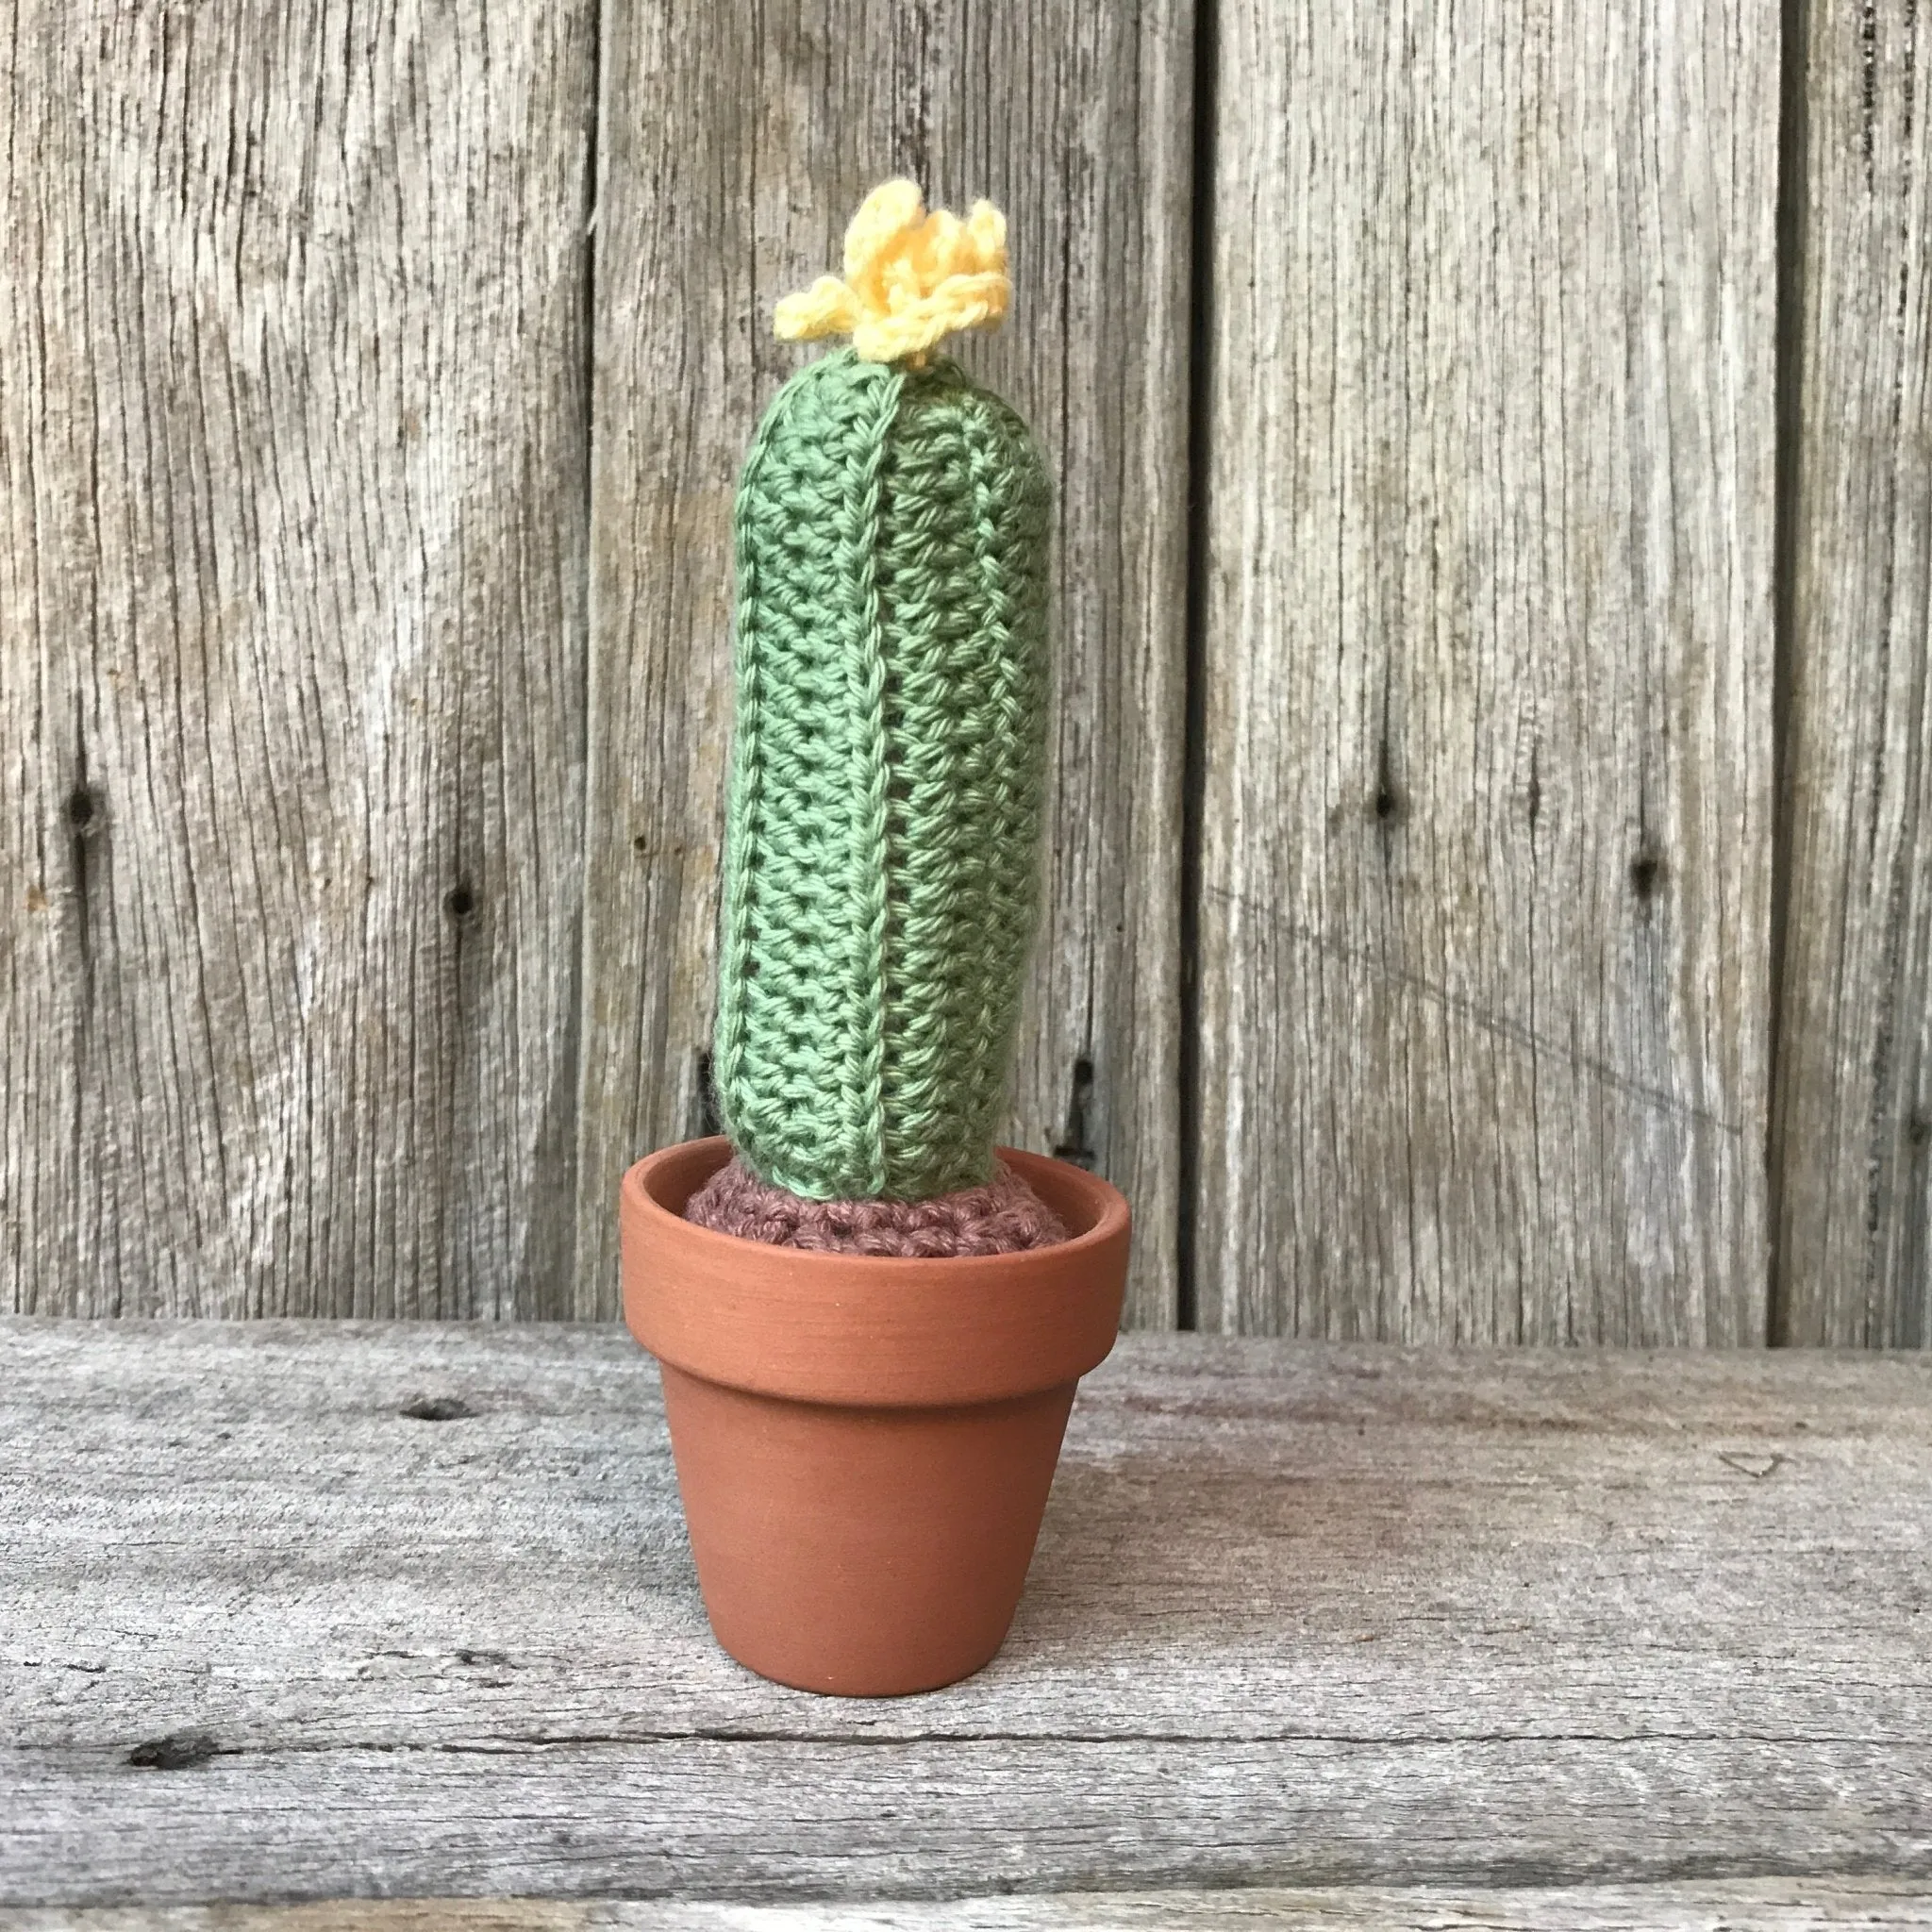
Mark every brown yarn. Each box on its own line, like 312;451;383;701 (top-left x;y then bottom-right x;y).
685;1156;1068;1257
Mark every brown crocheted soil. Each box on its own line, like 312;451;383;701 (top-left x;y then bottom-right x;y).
684;1156;1069;1257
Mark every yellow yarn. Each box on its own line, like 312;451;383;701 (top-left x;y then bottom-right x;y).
774;180;1010;366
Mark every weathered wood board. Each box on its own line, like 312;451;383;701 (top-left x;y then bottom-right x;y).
5;1321;1928;1906
1194;0;1779;1341
575;2;1193;1324
0;0;595;1317
3;0;1928;1351
1773;0;1932;1346
6;1875;1932;1929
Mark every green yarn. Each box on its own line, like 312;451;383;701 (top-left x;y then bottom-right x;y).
715;348;1051;1203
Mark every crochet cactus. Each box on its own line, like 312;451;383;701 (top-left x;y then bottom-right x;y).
713;183;1051;1205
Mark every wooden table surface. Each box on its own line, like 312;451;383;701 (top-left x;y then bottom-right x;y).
4;1321;1930;1927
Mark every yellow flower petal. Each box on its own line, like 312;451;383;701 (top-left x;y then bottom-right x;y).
774;181;1012;364
773;276;863;343
842;179;924;283
965;201;1006;270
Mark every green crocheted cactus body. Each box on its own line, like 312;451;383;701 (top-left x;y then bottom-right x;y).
716;348;1051;1203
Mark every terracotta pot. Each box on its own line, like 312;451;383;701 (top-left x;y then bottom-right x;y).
620;1136;1131;1697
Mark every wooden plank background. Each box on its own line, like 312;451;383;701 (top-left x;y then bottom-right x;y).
1772;0;1932;1348
2;0;1926;1342
575;0;1191;1325
0;0;596;1318
1193;0;1777;1343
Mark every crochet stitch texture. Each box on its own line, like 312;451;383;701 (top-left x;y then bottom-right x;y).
714;344;1052;1203
686;1155;1067;1257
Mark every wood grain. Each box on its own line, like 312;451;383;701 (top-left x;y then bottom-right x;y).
0;0;595;1317
574;2;1192;1324
1773;0;1932;1346
1194;0;1778;1341
5;1321;1928;1905
8;1876;1932;1928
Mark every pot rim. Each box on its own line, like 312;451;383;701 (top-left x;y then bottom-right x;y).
630;1136;1126;1269
620;1137;1131;1407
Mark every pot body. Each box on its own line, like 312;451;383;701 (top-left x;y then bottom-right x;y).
620;1138;1131;1696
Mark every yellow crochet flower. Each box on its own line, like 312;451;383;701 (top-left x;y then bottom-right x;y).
774;180;1010;367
